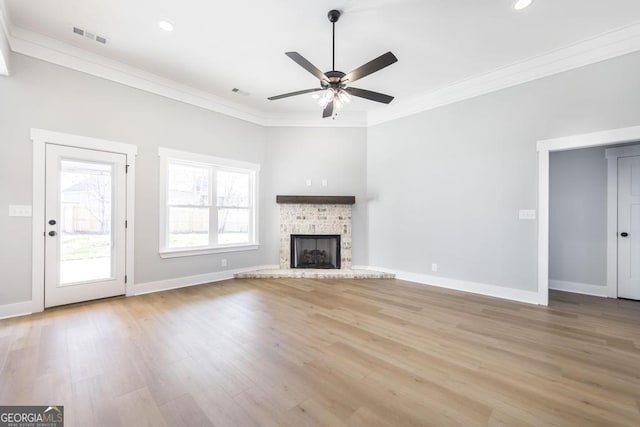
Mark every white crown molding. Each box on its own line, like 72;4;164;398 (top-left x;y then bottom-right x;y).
261;110;368;128
5;25;368;128
8;27;271;125
2;6;640;128
367;22;640;126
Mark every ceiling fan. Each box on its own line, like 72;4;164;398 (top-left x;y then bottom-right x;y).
268;9;398;119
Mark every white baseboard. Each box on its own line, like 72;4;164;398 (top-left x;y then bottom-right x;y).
0;300;34;320
133;265;277;296
356;265;542;305
549;279;608;297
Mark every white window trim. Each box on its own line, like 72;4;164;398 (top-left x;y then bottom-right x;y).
158;147;260;258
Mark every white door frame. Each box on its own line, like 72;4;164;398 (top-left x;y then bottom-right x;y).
31;128;137;313
536;125;640;305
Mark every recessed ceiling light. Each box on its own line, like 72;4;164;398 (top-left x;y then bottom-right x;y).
158;20;174;32
514;0;534;10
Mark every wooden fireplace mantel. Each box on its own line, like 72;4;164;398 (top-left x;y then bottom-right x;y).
276;195;356;205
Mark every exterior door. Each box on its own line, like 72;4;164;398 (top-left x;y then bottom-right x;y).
618;155;640;300
44;144;127;308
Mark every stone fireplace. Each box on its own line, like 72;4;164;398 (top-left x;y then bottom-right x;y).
277;196;354;270
234;194;393;279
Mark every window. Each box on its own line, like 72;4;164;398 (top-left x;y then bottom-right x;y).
159;148;259;257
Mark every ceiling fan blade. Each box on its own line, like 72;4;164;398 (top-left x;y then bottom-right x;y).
268;88;324;101
345;87;394;104
285;52;329;82
343;52;398;84
322;99;335;118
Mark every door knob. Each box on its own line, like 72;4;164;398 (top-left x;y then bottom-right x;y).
620;232;629;237
48;231;57;237
48;219;56;225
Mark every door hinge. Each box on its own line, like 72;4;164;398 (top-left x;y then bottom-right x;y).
125;275;127;284
125;220;128;228
126;164;130;173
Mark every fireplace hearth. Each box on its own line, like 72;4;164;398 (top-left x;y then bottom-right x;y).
291;234;341;269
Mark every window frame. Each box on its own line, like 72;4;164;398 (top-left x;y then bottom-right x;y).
158;147;259;258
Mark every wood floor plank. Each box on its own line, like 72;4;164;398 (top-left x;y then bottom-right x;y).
1;279;639;426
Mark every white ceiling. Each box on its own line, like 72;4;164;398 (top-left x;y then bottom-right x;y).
4;0;640;122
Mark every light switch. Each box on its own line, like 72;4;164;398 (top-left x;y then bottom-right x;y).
306;179;312;187
9;205;32;217
321;179;328;187
519;209;536;220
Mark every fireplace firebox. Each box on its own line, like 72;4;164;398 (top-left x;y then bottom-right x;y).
290;234;341;269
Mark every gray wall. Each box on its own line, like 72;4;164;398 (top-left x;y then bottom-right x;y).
263;127;368;265
0;53;369;306
3;48;640;305
367;51;640;291
0;53;268;304
549;146;607;286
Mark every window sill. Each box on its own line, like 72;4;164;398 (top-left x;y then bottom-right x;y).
159;244;259;259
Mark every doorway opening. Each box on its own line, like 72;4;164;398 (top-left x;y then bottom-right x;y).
548;142;640;300
537;126;640;305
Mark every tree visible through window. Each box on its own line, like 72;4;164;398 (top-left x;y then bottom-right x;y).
217;170;250;244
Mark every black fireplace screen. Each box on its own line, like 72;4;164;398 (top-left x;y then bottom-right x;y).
290;234;341;269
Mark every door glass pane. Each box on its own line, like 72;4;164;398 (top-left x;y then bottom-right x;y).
59;160;113;285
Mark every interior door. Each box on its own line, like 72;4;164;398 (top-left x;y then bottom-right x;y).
45;144;127;308
618;155;640;300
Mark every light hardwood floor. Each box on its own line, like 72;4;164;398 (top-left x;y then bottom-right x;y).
1;278;639;426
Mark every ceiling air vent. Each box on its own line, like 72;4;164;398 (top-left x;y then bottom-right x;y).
72;26;108;45
232;88;250;96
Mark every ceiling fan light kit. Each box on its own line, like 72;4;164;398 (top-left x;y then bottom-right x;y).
514;0;535;10
268;9;398;119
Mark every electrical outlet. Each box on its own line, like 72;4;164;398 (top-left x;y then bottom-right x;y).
321;179;328;187
519;209;536;220
306;179;312;187
221;259;227;267
431;263;438;272
9;205;32;217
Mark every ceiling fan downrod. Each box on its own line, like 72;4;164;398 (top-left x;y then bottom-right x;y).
328;10;341;71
